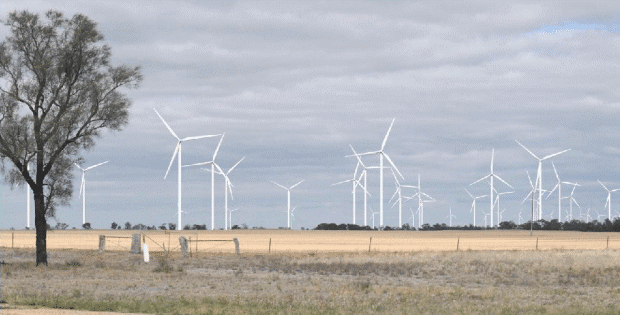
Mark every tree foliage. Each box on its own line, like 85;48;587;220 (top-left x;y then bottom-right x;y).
0;10;142;265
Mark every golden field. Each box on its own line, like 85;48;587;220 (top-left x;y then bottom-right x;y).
2;229;620;253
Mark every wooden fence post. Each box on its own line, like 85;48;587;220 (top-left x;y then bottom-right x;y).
179;236;188;258
131;234;141;254
233;238;240;255
368;237;372;252
99;235;106;253
269;238;271;253
536;238;538;250
607;236;610;249
12;232;14;249
457;237;459;251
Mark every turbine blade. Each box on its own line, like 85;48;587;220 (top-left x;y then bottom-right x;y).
74;163;84;171
346;150;381;157
182;160;213;168
349;145;366;168
470;174;491;186
598;180;610;192
182;134;221;141
490;148;494;173
546;183;559;200
389;187;399;203
212;133;225;160
381;118;395;150
551;161;560;181
542;149;570;161
164;142;180;179
153;108;179;140
290;179;304;189
272;181;288;190
493;174;513;189
227;157;245;174
85;161;109;171
332;179;353;186
521;191;533;204
464;188;474;199
515;140;539;160
383;152;404;180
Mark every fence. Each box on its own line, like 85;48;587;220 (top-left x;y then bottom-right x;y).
2;230;620;254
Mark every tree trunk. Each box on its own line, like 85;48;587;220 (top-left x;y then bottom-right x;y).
34;191;47;266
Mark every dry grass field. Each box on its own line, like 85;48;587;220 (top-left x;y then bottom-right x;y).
3;229;620;253
2;230;620;314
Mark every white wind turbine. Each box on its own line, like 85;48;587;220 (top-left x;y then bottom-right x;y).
403;174;434;229
290;206;298;230
75;161;109;225
465;189;487;227
389;168;417;228
546;162;579;222
153;108;221;230
492;188;514;224
518;210;524;225
370;207;379;229
228;208;238;229
349;144;384;226
446;206;456;227
515;140;570;221
347;118;403;229
521;170;549;221
272;180;304;229
182;133;228;230
598;180;620;221
332;159;370;225
200;157;244;230
408;208;417;229
470;148;513;228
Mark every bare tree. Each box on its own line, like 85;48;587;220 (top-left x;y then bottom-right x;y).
0;10;142;265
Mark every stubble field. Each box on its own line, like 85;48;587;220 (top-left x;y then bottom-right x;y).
2;230;620;314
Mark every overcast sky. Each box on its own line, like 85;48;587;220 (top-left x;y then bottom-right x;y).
2;1;620;230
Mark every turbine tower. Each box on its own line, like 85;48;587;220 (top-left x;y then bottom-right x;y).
492;188;514;225
200;157;244;230
347;118;403;229
515;140;570;221
349;144;382;226
153;108;220;230
389;168;417;228
598;180;620;221
470;148;513;228
75;161;109;225
561;182;580;221
404;174;434;229
272;180;304;229
446;206;456;227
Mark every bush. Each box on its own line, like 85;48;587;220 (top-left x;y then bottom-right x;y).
82;222;91;229
111;222;118;230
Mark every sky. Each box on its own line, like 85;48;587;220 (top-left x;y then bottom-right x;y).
2;1;620;230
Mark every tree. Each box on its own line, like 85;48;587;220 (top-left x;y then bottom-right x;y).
124;222;132;230
110;222;118;230
54;222;68;230
82;222;91;229
0;10;142;265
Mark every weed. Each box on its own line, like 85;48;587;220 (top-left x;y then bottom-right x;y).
152;257;173;273
65;260;81;267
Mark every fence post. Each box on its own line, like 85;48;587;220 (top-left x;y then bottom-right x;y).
368;237;372;252
536;238;538;250
12;232;14;249
233;238;240;255
457;237;459;251
143;243;150;263
99;235;106;253
607;236;610;249
131;234;141;254
269;238;271;253
179;236;188;258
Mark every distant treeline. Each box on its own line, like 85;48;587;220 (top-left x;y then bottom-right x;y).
313;218;620;232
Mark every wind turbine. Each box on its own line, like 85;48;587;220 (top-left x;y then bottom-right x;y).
290;206;298;230
492;188;514;225
408;208;417;229
465;189;487;227
389;168;417;228
403;174;434;229
515;140;570;221
272;180;304;229
446;206;456;227
182;133;228;230
370;207;379;229
228;208;238;229
346;118;403;229
470;148;513;228
546;162;579;222
518;210;523;225
200;156;244;230
75;161;109;225
598;180;620;221
153;108;221;230
521;170;549;220
332;160;370;225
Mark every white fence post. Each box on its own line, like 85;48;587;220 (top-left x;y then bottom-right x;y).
143;243;149;263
